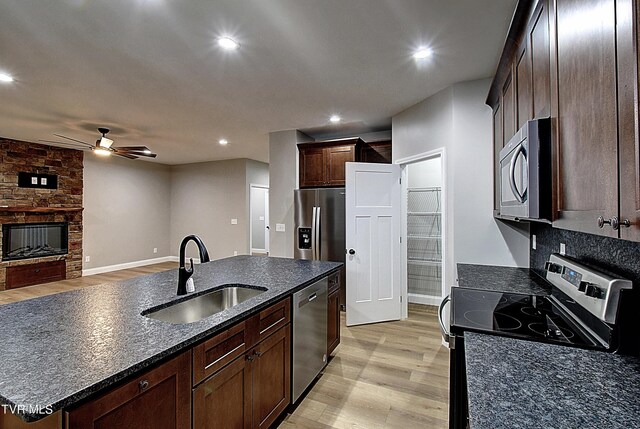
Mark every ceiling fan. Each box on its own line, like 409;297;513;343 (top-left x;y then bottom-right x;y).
39;128;157;160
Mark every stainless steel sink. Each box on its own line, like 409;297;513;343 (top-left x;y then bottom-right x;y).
143;285;266;324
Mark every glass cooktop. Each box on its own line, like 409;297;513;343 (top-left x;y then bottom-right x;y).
451;288;600;348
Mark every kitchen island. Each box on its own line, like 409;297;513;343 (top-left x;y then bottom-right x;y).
0;255;341;427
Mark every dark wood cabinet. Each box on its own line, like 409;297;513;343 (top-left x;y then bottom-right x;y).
66;351;191;429
502;72;516;143
618;0;640;240
299;147;326;188
298;138;392;188
193;325;290;429
6;260;66;289
530;0;551;119
299;140;358;188
251;326;291;429
493;103;504;214
327;280;340;356
515;41;532;129
192;297;291;429
358;141;392;164
552;0;619;236
193;355;252;429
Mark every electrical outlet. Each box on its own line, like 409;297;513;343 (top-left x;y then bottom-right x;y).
233;251;238;256
231;218;238;225
85;256;90;263
560;243;566;255
276;223;285;232
532;235;536;250
153;248;158;254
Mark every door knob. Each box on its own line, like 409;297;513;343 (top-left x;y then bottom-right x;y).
348;249;356;255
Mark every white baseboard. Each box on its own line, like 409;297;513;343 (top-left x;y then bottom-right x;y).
408;293;442;306
82;256;178;276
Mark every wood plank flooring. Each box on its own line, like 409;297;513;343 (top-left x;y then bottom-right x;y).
0;263;450;428
279;303;449;429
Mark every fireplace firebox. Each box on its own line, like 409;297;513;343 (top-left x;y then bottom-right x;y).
2;222;69;261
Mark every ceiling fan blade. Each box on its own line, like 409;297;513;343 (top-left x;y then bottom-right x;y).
53;134;95;148
113;152;139;159
113;147;157;158
38;140;91;151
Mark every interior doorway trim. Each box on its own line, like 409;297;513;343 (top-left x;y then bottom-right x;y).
249;184;269;255
396;148;447;319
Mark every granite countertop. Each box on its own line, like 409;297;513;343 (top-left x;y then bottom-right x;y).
0;255;341;422
457;263;550;295
465;332;640;429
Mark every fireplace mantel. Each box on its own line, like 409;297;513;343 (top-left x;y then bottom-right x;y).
0;207;83;214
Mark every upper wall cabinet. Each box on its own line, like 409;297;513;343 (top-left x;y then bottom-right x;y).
553;0;619;236
488;0;640;241
618;0;640;241
298;138;392;188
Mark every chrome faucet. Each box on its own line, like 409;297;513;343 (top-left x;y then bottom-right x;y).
177;235;211;296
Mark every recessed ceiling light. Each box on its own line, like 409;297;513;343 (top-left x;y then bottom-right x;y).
219;139;228;145
329;115;341;123
413;48;432;60
0;73;14;83
217;37;239;51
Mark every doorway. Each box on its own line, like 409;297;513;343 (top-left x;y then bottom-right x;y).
398;150;446;315
250;185;269;255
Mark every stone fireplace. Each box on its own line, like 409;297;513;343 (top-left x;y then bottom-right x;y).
0;138;83;290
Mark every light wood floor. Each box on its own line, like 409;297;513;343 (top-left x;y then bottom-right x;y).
0;263;450;428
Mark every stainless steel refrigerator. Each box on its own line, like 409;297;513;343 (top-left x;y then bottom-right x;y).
294;188;346;307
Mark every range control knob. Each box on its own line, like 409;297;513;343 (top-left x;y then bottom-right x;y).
584;284;603;299
544;262;563;274
578;281;589;292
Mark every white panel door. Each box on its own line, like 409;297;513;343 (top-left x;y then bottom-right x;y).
346;162;402;326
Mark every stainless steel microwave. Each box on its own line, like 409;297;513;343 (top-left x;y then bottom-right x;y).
499;118;551;220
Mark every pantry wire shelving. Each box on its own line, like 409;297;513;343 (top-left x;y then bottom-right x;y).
407;187;442;300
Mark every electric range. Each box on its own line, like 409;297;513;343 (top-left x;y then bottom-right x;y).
443;254;633;429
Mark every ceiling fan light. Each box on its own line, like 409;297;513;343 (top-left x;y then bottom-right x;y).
94;147;111;156
99;137;113;148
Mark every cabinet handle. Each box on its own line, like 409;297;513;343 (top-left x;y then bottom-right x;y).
246;354;254;362
34;269;40;273
139;380;149;391
597;216;612;229
253;350;263;358
597;216;631;230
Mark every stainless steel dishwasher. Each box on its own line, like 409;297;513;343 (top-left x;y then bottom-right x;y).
292;276;328;403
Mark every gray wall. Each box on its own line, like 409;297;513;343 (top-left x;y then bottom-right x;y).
268;130;313;257
393;78;530;294
83;156;172;269
170;159;251;260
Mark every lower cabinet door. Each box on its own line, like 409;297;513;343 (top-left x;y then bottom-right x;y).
327;288;340;355
193;355;252;429
66;351;191;429
251;326;291;429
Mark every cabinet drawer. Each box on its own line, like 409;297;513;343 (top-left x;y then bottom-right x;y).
6;260;66;289
193;321;247;386
66;351;191;429
255;297;291;345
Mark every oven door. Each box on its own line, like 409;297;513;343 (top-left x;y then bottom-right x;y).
499;136;529;218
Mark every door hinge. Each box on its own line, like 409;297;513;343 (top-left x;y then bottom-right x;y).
400;236;402;243
399;177;402;184
400;295;403;303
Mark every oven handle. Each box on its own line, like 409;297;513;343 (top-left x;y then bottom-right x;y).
438;295;451;344
509;144;527;203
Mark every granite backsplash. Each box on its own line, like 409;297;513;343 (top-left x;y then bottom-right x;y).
530;222;640;356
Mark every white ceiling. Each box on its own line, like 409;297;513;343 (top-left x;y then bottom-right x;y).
0;0;516;165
